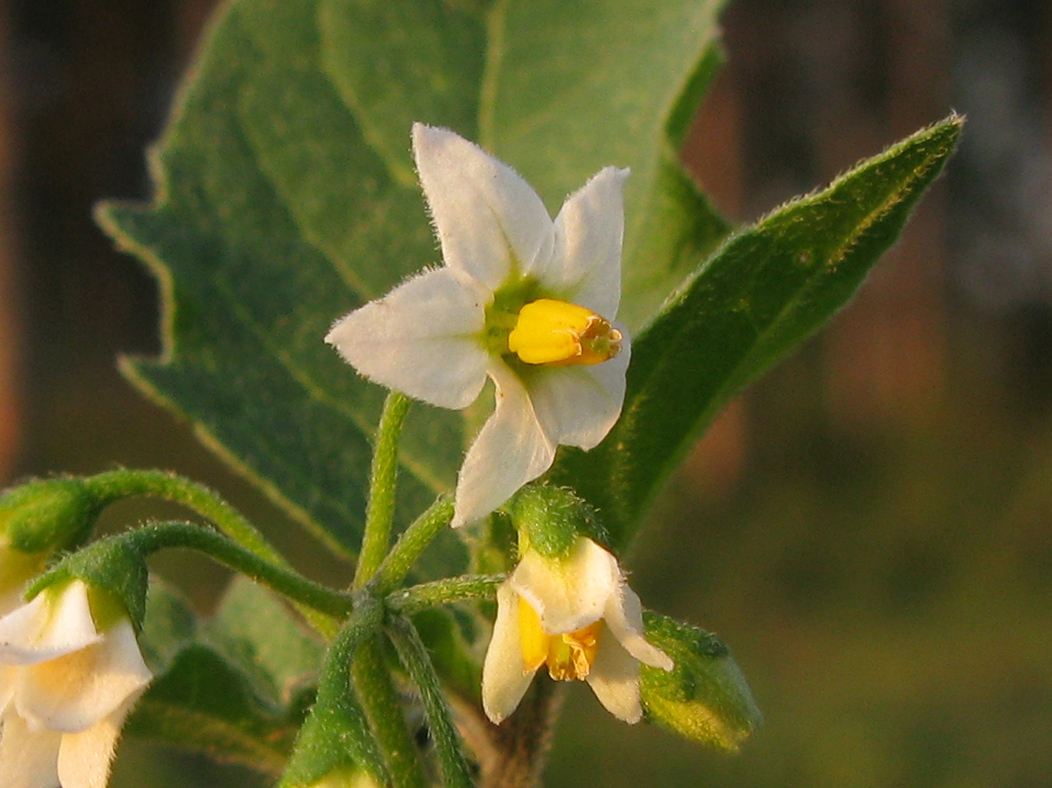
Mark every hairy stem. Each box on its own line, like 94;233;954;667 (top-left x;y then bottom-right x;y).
370;495;455;595
388;614;476;788
355;392;410;589
352;639;428;788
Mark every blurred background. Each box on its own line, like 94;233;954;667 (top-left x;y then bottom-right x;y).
2;0;1051;786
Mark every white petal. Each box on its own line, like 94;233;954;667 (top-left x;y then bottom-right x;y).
16;619;151;732
452;362;555;527
540;167;628;317
603;586;673;671
586;622;644;724
524;333;630;450
57;699;138;788
412;124;554;290
481;583;537;724
0;709;61;788
510;538;620;635
326;267;490;409
0;582;99;665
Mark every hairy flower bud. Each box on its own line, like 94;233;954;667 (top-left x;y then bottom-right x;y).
639;613;762;753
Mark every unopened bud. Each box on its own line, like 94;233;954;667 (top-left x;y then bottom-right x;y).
640;613;762;753
0;477;99;554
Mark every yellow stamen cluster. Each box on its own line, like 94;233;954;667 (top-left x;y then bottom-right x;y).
508;299;622;366
518;596;603;681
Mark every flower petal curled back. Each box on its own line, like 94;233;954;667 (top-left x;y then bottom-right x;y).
0;582;99;665
16;618;152;732
481;582;537;725
325;267;490;410
525;334;630;450
508;537;621;634
585;622;646;723
537;166;629;318
413;123;554;291
0;708;62;788
603;585;674;672
452;362;556;528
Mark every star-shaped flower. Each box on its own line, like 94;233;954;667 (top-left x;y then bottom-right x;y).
0;580;152;788
326;124;630;527
481;536;673;724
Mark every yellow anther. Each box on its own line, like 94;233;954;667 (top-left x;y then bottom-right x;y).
508;299;622;366
517;596;603;681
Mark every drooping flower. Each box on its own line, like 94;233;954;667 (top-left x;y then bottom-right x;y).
481;536;673;724
0;579;152;788
326;124;631;527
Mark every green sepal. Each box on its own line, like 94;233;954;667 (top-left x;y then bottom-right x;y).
0;477;100;554
640;612;761;753
505;483;609;559
28;532;148;631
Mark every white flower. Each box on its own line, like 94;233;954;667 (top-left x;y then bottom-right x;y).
481;537;673;724
326;124;631;527
0;580;152;788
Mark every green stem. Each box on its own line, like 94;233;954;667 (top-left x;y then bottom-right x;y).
387;575;503;616
84;469;280;561
370;496;455;596
127;521;353;618
352;639;428;788
82;470;337;636
388;614;476;788
279;604;389;788
355;392;410;589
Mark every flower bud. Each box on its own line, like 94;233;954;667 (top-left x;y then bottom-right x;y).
0;477;99;554
639;612;762;753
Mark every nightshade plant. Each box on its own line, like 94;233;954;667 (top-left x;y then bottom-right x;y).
0;0;961;786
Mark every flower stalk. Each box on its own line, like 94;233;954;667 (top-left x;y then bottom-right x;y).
369;495;455;596
387;614;475;788
33;521;354;621
355;391;410;589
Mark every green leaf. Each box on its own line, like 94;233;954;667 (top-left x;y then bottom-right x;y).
482;0;730;330
205;577;324;706
128;644;299;774
129;578;324;773
137;579;198;673
97;0;728;563
554;115;964;550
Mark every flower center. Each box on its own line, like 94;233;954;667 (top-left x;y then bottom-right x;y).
518;596;603;681
507;299;622;366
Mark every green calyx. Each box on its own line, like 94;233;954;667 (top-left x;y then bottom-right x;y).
505;482;609;559
0;477;100;554
639;612;762;753
28;533;147;632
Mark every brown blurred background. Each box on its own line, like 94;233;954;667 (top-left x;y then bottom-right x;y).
2;0;1051;786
